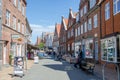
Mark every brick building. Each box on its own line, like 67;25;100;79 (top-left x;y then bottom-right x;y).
59;16;68;55
53;23;61;54
100;0;120;63
77;0;101;62
0;0;27;67
66;8;76;56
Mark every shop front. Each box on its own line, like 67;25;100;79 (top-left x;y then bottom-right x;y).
74;41;81;58
101;35;120;63
84;38;94;59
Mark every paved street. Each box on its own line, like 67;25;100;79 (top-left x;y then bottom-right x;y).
15;58;102;80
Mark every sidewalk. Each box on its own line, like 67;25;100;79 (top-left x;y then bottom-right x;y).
0;60;34;80
67;57;118;80
94;63;118;80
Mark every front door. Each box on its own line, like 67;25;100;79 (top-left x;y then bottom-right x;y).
94;41;98;61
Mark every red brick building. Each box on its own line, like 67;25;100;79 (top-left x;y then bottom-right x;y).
53;23;61;54
77;0;101;62
59;16;68;55
100;0;120;63
66;8;76;56
0;0;27;65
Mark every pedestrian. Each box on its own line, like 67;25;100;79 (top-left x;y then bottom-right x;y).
74;47;83;68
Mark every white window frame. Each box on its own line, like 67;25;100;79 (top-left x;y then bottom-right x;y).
72;43;74;50
13;0;16;6
113;0;120;15
94;14;98;28
78;27;80;35
18;0;21;11
81;24;83;34
68;44;70;51
88;18;92;30
22;24;24;34
71;29;73;37
84;5;87;14
90;0;96;9
18;20;20;32
6;10;10;26
22;5;25;15
13;16;16;30
84;22;87;32
80;9;83;17
105;2;110;20
75;28;77;37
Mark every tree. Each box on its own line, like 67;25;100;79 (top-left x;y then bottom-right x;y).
39;42;44;49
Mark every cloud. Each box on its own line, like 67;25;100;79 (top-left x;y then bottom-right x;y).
30;24;55;44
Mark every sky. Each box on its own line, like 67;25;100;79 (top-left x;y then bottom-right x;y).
26;0;80;44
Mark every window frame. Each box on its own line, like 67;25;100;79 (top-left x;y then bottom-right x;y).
6;10;10;26
94;14;98;28
113;0;120;15
105;2;110;20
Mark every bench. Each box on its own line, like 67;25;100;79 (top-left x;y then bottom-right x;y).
81;61;95;74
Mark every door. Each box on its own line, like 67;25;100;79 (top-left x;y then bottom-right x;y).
95;41;98;61
3;46;7;64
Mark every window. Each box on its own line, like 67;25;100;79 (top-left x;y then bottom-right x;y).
18;20;20;32
6;10;10;26
113;0;120;15
22;5;24;15
80;9;83;17
88;18;92;30
18;0;21;11
72;43;74;50
105;2;110;20
94;14;98;28
13;16;16;30
84;5;87;14
68;44;70;51
75;28;77;37
90;0;96;9
22;24;24;34
81;24;83;34
78;27;80;35
71;29;73;37
13;0;16;6
84;22;87;32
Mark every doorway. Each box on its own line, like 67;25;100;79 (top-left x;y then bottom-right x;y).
94;41;98;61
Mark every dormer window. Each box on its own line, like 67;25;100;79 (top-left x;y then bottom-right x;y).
90;0;96;9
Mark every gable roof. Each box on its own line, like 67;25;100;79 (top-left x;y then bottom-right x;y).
62;16;68;30
56;23;61;38
69;8;76;18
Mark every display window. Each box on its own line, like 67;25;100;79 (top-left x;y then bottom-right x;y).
101;36;117;62
85;39;93;58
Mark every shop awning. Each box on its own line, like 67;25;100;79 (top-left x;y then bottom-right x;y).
27;43;39;50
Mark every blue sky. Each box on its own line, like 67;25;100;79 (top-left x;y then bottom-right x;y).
26;0;80;44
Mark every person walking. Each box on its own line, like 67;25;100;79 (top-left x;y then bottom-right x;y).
74;48;83;68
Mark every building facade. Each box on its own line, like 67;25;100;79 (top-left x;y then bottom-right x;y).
53;23;61;54
78;0;101;62
100;0;120;63
59;16;68;55
66;9;76;56
0;0;27;66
